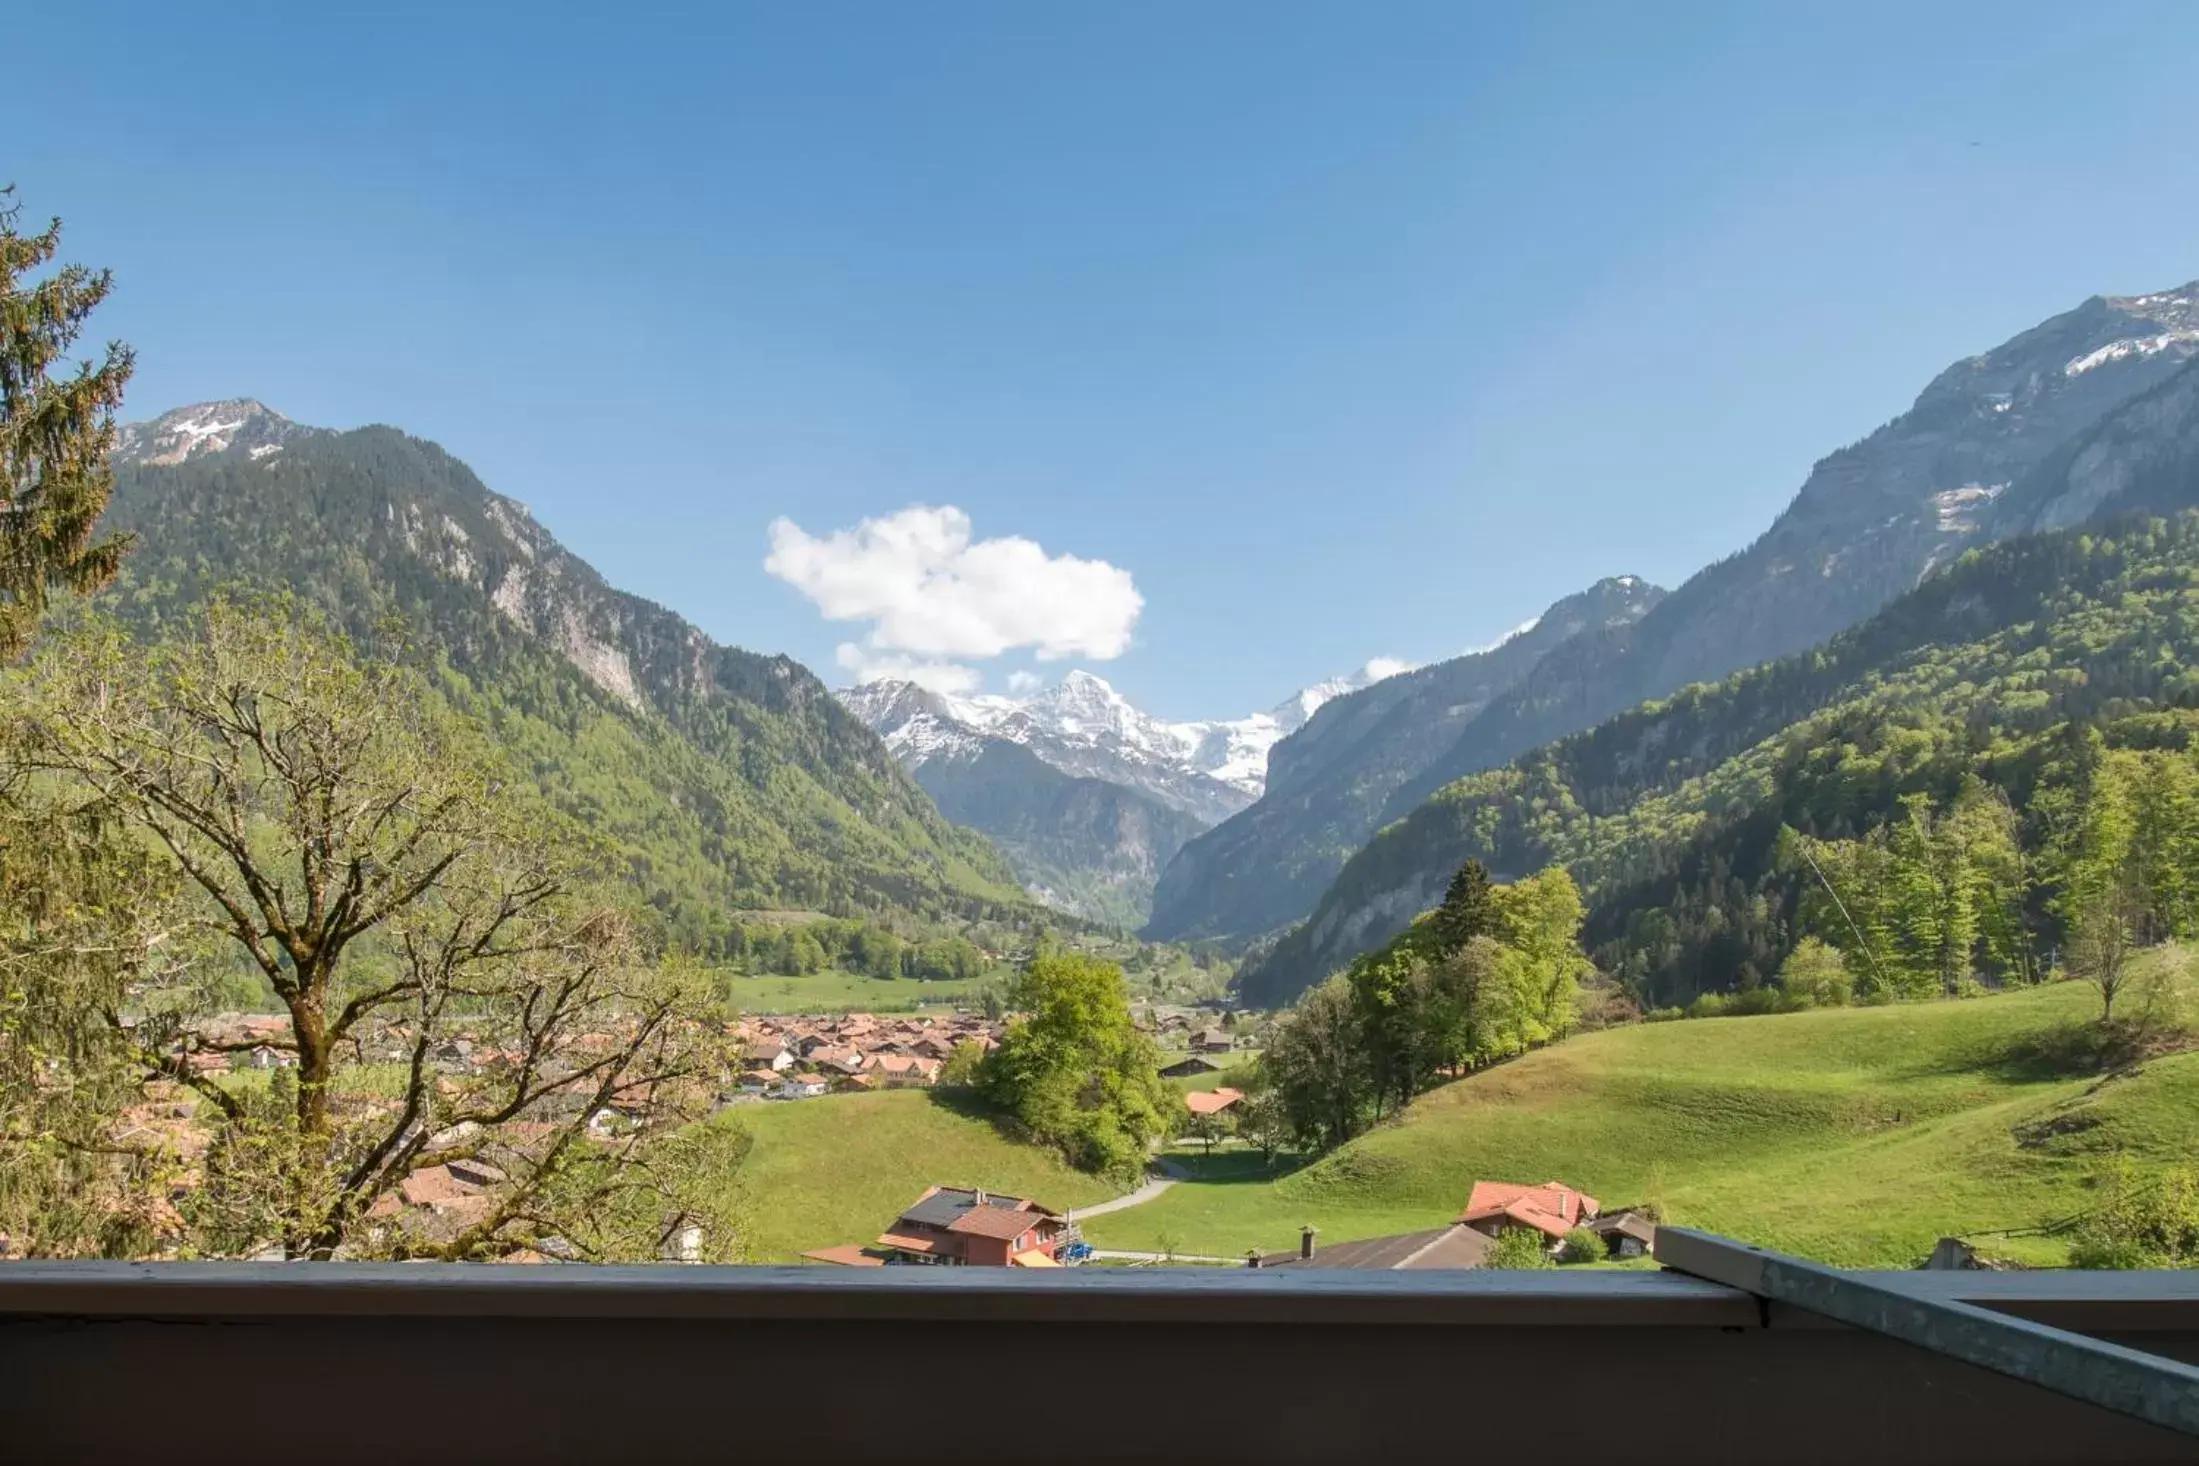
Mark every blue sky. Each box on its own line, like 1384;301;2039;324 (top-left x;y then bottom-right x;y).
17;2;2199;718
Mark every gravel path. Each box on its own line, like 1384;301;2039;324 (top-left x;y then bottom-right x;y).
1064;1157;1193;1222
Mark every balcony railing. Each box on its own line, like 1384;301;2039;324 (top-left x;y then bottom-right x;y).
3;1254;2197;1463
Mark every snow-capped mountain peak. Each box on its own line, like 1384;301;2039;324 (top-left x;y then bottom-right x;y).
837;658;1417;823
1021;670;1152;740
116;399;308;467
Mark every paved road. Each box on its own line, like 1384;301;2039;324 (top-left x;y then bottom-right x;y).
1087;1249;1241;1265
1064;1157;1193;1222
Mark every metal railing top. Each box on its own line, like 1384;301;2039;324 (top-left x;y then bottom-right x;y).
4;1253;2198;1329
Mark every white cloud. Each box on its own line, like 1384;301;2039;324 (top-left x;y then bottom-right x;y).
1361;657;1417;682
1005;670;1042;694
833;645;984;697
766;505;1143;692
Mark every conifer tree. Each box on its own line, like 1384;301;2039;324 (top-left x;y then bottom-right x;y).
0;186;134;659
1434;858;1497;951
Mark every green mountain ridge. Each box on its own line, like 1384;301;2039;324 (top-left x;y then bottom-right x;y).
1384;285;2199;825
1241;366;2199;1005
101;404;1030;953
1143;575;1664;943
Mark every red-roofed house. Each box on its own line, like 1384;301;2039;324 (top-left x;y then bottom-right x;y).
1457;1180;1600;1244
1184;1087;1244;1117
870;1186;1069;1267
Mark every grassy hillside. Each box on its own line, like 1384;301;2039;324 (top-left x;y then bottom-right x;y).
721;1091;1117;1261
1081;977;2199;1266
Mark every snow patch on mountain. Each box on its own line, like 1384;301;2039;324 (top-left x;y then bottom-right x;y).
837;659;1417;819
116;399;307;466
2065;330;2199;377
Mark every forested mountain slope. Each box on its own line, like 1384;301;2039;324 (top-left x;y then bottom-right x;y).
1243;501;2199;1006
1384;283;2199;820
100;402;1027;952
1143;575;1662;943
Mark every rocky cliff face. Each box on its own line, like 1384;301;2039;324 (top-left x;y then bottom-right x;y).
1143;575;1665;943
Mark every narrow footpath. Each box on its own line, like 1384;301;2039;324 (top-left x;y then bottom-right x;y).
1063;1156;1193;1222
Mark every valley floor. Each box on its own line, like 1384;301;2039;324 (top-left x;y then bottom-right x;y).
713;968;989;1014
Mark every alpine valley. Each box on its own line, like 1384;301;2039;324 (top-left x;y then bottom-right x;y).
93;278;2199;1004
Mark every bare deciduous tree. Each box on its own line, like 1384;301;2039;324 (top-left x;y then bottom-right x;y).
5;596;742;1259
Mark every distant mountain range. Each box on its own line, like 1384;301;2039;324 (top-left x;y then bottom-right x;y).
837;663;1413;922
1236;279;2199;1003
105;400;1029;950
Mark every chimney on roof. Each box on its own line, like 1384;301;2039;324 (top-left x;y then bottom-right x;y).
974;1187;987;1207
1300;1226;1317;1261
1245;1250;1262;1269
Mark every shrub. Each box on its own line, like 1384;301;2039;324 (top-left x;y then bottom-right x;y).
938;1039;986;1089
1777;937;1854;1009
2070;1160;2199;1269
1558;1226;1604;1264
1721;986;1790;1017
1486;1227;1555;1269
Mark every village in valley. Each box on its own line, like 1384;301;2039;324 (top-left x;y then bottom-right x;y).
141;992;1655;1272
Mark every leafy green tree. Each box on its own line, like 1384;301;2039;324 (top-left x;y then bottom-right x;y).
1346;943;1442;1115
1271;866;1591;1155
1260;974;1370;1151
938;1038;986;1088
1233;1073;1290;1165
980;952;1176;1179
0;186;135;659
786;931;827;975
850;924;902;979
1775;937;1852;1008
2052;748;2152;1024
1486;867;1589;1049
1795;786;2029;1001
1186;1099;1232;1160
